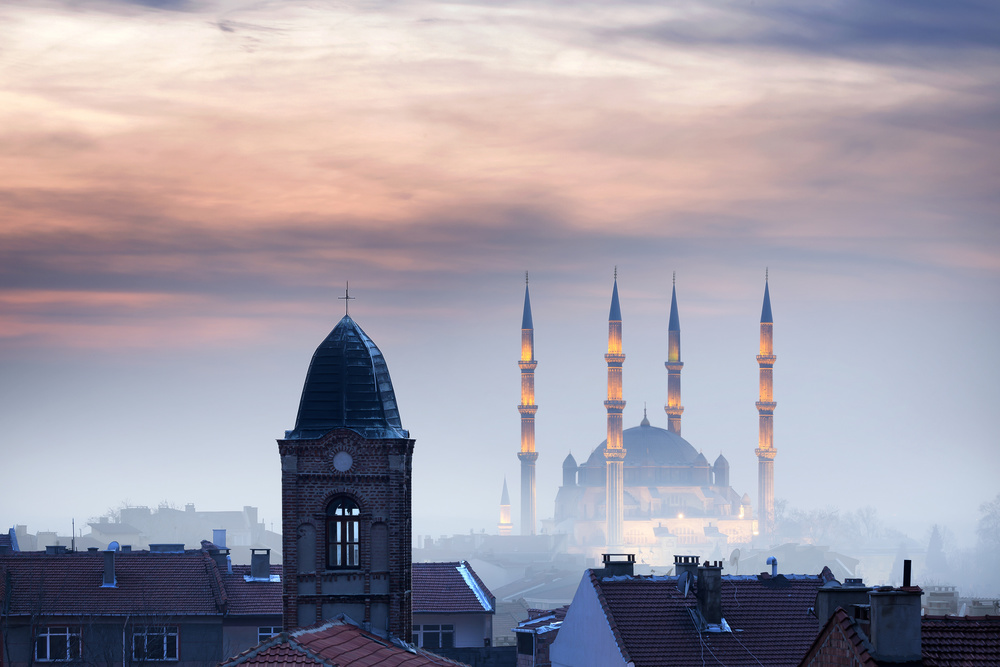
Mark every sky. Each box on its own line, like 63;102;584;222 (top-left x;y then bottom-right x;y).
1;0;998;550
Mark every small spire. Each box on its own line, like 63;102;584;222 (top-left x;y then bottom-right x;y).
522;277;534;329
641;403;650;427
609;271;622;321
500;477;510;505
668;275;680;332
338;281;356;315
760;275;773;324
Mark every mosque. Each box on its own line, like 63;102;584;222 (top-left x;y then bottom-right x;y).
507;273;777;560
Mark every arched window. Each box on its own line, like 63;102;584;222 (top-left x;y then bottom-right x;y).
326;497;361;569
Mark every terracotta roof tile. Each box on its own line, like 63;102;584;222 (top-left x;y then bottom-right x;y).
412;561;494;614
223;564;283;616
221;618;470;667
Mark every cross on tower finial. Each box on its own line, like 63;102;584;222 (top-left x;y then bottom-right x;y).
339;281;356;315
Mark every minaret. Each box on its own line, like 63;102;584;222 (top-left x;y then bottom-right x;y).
664;272;684;435
498;477;512;536
604;271;626;547
517;273;538;536
755;272;777;535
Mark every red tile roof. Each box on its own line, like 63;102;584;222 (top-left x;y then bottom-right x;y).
921;615;1000;666
592;570;834;667
220;617;470;667
412;562;494;614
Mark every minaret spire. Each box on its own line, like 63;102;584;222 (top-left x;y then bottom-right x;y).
755;272;777;536
498;477;512;536
665;273;684;434
517;274;538;536
604;272;626;547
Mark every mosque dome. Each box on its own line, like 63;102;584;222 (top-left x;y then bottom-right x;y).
285;314;408;440
582;420;699;469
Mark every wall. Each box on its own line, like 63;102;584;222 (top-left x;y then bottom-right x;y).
548;573;625;667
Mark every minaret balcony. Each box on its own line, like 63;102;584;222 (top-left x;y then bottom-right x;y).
755;401;776;413
665;361;684;372
519;360;538;371
604;448;627;461
665;405;684;415
755;448;776;461
604;400;625;411
756;355;776;366
518;451;539;463
604;353;625;364
518;404;538;415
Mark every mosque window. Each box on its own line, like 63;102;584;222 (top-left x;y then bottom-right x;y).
326;497;361;568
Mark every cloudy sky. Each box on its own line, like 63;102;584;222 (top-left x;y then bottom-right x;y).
2;0;998;548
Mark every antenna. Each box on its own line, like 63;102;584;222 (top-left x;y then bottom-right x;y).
676;570;692;597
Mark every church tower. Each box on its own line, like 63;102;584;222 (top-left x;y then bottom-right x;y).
755;274;777;535
278;306;414;638
664;273;684;435
604;273;626;547
517;274;538;535
498;478;512;536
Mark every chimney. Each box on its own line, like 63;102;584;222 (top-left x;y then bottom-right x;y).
213;529;227;548
867;563;922;663
251;548;271;580
815;579;872;624
696;560;723;625
102;550;116;587
673;555;701;580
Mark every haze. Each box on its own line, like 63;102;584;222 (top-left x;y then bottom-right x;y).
1;0;998;554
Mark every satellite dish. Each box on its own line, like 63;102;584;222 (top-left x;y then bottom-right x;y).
729;548;741;575
676;570;692;597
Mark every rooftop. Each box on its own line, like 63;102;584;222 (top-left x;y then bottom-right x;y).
412;561;495;614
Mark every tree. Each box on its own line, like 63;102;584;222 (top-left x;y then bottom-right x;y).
926;524;948;580
977;493;1000;551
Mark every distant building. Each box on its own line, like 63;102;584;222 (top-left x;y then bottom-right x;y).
0;543;281;666
278;309;414;638
541;276;765;560
412;561;496;649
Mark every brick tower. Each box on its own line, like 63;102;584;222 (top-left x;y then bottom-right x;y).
755;274;777;535
278;308;414;639
604;272;626;547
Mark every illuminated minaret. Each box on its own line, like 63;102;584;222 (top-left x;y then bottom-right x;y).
498;477;512;536
517;273;538;536
604;271;626;547
755;272;777;535
664;272;684;435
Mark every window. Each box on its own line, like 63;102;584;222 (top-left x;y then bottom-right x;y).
326;497;360;568
132;626;178;661
35;626;81;662
257;626;282;643
411;624;454;649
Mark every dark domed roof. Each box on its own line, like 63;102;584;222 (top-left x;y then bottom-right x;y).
583;421;699;468
285;314;408;440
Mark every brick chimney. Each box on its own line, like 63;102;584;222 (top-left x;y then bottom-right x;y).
815;578;871;624
696;560;723;625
